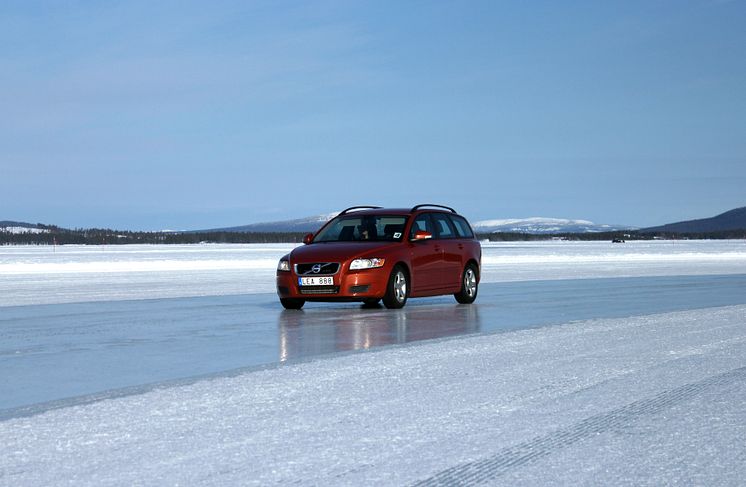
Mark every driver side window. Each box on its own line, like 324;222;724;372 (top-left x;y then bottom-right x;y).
410;214;433;239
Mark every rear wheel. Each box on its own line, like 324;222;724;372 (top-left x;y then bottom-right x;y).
382;266;408;309
454;264;478;304
280;298;305;310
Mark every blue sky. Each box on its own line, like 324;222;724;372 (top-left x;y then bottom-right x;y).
1;0;745;230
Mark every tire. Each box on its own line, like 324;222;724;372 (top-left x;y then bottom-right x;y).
280;298;305;310
382;266;409;309
454;263;478;304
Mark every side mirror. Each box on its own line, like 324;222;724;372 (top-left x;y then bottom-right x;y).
303;233;314;245
411;230;433;242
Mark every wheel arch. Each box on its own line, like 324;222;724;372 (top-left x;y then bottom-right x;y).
465;258;480;281
391;261;411;285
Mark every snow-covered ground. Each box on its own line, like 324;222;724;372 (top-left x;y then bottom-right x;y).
1;240;745;306
2;240;746;485
2;305;745;485
0;226;48;234
0;243;292;307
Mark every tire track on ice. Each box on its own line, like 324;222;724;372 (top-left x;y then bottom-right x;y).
413;366;746;486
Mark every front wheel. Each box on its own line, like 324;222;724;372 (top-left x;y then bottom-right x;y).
454;264;478;304
280;298;305;310
382;266;408;309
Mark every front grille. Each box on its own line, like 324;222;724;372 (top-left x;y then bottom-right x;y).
295;262;340;275
299;286;339;295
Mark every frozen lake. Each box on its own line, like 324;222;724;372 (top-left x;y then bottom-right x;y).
3;304;746;485
2;241;746;485
2;240;746;412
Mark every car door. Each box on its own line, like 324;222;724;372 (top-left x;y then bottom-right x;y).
448;213;478;283
408;213;444;293
430;212;463;289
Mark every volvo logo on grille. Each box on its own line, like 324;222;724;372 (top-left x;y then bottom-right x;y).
297;262;339;275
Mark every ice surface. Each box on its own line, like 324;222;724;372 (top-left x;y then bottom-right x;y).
2;305;745;485
2;241;746;484
1;240;746;306
4;275;746;411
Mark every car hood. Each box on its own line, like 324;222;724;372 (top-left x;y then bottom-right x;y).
290;241;393;263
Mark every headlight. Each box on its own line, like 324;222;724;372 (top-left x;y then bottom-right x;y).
349;258;385;270
277;260;290;272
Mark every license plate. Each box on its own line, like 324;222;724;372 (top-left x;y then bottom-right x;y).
298;276;334;286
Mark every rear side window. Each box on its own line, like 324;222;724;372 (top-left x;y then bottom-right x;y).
449;215;474;238
431;213;456;239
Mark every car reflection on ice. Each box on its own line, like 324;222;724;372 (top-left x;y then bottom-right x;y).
277;303;481;362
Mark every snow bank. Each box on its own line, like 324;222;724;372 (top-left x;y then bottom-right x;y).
0;259;277;275
1;241;746;306
479;240;746;283
2;305;745;485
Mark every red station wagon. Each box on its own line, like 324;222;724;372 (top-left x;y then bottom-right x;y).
276;204;481;309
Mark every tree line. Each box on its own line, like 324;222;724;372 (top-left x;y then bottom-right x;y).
0;227;308;245
2;227;745;245
478;230;746;241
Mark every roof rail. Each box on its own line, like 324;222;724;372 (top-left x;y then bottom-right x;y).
339;205;382;215
410;204;456;213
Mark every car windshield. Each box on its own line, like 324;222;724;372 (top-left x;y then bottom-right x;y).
314;215;408;242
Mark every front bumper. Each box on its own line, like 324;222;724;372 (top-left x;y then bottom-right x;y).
276;268;389;301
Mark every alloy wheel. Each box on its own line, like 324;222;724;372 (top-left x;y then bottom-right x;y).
464;268;477;297
394;270;407;302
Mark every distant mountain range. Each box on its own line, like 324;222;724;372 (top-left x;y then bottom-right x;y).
207;206;746;234
641;207;746;234
4;206;746;236
195;213;340;234
471;218;633;234
197;214;633;234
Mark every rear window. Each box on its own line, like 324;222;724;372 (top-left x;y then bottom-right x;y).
449;215;474;238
